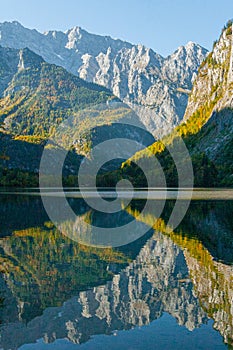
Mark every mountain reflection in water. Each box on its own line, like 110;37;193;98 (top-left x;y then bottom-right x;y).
0;194;232;349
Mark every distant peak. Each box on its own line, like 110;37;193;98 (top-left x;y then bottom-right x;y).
1;20;22;27
12;20;21;25
171;41;208;57
185;41;196;47
176;42;198;52
73;25;82;31
184;41;201;51
65;25;86;35
44;29;65;39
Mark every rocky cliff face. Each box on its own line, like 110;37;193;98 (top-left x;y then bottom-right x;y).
180;23;233;184
122;22;233;186
184;23;233;161
184;24;233;120
0;21;208;137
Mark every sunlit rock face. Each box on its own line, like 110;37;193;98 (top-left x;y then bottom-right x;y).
0;21;208;138
183;23;233;161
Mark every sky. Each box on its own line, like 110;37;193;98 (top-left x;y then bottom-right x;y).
0;0;232;56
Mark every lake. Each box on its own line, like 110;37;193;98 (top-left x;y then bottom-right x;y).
0;190;232;349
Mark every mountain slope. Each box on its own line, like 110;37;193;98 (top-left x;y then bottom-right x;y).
182;22;233;184
0;21;208;137
0;46;115;136
121;21;233;187
0;46;156;184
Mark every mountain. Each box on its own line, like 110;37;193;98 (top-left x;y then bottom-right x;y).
0;46;112;179
0;46;115;136
121;21;233;187
0;21;208;138
0;46;156;183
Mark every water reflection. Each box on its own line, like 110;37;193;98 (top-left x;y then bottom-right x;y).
0;195;232;349
128;200;233;345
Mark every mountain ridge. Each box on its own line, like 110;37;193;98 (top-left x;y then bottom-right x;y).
0;21;208;138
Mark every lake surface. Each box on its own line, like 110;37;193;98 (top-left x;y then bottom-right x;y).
0;190;233;349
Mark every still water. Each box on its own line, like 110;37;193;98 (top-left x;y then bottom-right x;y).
0;190;232;349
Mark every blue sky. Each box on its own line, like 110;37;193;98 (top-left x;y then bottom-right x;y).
0;0;233;56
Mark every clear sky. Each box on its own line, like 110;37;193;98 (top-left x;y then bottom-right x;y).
0;0;232;56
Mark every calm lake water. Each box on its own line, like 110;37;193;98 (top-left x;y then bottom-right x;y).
0;190;233;349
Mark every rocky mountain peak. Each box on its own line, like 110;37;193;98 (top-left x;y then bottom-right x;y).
0;21;208;138
1;20;22;28
43;29;65;41
185;41;200;50
17;47;44;70
162;42;208;90
65;26;84;48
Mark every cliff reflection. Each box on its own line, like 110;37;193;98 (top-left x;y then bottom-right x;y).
0;198;232;349
128;200;233;346
0;230;207;349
